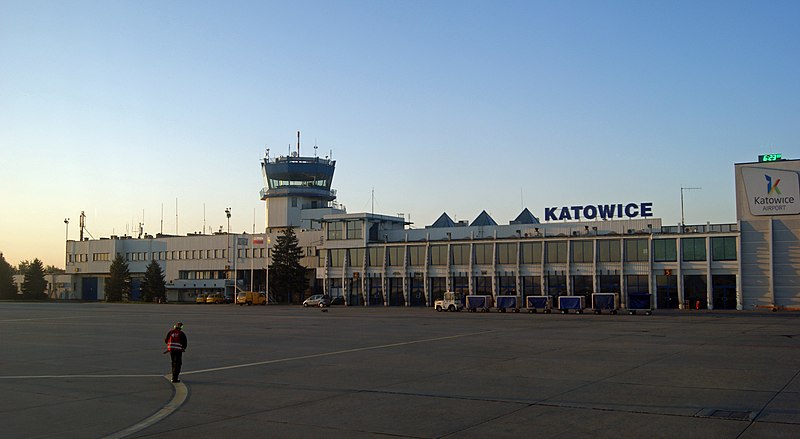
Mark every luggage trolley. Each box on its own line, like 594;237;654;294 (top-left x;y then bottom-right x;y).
526;295;552;313
627;292;653;315
591;293;619;315
465;295;492;312
558;295;585;314
495;295;520;313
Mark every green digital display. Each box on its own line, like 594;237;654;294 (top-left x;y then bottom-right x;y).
758;153;782;162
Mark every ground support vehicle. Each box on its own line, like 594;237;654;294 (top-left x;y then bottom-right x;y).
526;295;552;313
627;292;653;315
195;293;208;304
591;293;618;315
466;295;492;312
206;292;225;304
495;295;520;313
558;295;585;314
434;291;464;312
237;291;266;306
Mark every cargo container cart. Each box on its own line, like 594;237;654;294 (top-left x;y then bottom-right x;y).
495;295;520;313
627;292;653;315
526;295;552;313
558;295;585;314
465;295;492;312
591;293;619;315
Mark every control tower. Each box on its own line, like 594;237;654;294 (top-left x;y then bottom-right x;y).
260;132;344;229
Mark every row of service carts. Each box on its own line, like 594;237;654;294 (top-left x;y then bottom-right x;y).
464;293;653;315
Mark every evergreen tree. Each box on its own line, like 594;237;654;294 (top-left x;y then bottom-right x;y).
105;254;131;302
0;252;17;300
140;259;166;302
21;258;48;300
269;227;307;303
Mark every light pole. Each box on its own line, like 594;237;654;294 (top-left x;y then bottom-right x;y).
225;208;231;296
680;187;701;229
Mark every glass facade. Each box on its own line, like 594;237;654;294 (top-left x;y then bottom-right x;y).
653;239;677;262
682;238;706;261
711;237;737;261
571;240;593;263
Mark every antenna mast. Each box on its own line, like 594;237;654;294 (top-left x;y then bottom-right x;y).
297;130;301;156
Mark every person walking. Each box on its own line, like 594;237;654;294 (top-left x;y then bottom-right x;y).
164;322;188;383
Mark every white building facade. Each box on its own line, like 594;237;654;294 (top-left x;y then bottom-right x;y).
63;151;799;310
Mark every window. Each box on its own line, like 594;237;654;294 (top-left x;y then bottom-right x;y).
546;241;567;263
597;240;620;262
473;243;493;265
497;243;517;265
653;239;677;262
346;221;362;239
627;275;649;294
430;245;447;266
347;248;364;267
711;237;737;261
682;238;706;261
520;242;542;264
327;222;343;240
92;253;109;262
624;239;648;262
408;246;426;266
571;240;593;263
328;249;345;267
387;247;404;266
367;247;384;267
451;244;470;265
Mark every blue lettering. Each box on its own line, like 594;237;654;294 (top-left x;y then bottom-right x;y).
558;207;572;220
640;202;653;217
624;203;638;218
544;207;557;221
584;205;597;219
617;204;623;218
597;204;615;219
570;206;582;220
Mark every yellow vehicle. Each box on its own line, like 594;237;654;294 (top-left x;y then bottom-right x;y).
195;293;208;304
205;293;225;304
236;291;266;306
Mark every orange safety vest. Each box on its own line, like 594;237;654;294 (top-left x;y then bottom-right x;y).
166;329;185;351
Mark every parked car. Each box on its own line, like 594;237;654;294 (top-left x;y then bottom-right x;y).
330;296;345;305
206;293;225;304
223;292;234;304
195;293;208;304
303;294;331;307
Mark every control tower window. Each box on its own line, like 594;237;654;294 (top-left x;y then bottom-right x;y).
327;222;343;240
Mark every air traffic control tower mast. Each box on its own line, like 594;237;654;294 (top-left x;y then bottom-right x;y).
260;132;343;229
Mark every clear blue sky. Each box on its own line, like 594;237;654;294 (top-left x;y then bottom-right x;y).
1;0;798;268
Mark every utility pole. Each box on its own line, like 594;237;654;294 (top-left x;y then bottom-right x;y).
680;186;702;228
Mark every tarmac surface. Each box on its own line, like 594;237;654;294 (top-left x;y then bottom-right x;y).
1;302;799;439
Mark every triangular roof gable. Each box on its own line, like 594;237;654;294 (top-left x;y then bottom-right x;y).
471;210;497;227
513;208;540;224
430;212;456;228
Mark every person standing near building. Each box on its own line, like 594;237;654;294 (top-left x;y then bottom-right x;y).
164;322;188;383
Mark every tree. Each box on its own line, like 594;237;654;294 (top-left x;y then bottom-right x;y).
140;259;166;303
105;254;131;302
0;252;17;299
269;227;307;303
44;265;65;275
21;258;48;300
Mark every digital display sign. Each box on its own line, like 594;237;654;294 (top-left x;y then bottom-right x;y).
758;153;782;162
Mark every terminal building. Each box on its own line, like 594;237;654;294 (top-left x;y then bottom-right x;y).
63;143;800;311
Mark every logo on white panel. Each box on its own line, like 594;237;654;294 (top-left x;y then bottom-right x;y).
742;167;800;215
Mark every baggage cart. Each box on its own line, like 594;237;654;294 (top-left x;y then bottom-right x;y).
526;295;552;313
558;295;585;314
591;293;618;315
495;295;520;313
465;295;492;312
627;292;653;315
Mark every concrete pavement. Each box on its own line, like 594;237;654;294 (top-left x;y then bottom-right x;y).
1;302;798;438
